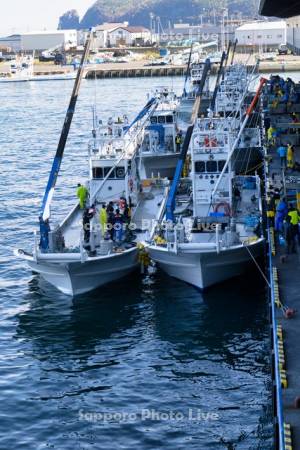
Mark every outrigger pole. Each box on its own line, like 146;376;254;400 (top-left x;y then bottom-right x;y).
210;77;267;200
230;39;238;65
165;58;211;222
210;50;226;112
222;40;232;79
183;43;194;97
40;29;94;224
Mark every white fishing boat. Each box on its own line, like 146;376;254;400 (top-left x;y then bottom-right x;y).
0;54;34;83
138;87;185;179
146;78;267;290
15;95;168;295
15;34;175;296
179;61;211;121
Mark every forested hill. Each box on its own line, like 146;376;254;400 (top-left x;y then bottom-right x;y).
59;0;260;30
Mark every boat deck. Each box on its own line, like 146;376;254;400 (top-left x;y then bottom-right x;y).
132;184;166;238
264;81;300;449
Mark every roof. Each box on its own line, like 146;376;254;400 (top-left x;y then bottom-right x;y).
110;26;150;34
236;21;286;31
125;26;149;33
95;23;127;32
21;30;76;36
0;34;21;41
260;0;300;18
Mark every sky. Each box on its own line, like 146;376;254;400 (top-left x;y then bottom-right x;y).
0;0;93;36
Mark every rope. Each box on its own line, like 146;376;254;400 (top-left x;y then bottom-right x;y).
243;242;271;288
242;161;264;175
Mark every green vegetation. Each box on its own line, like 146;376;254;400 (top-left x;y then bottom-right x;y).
76;0;260;28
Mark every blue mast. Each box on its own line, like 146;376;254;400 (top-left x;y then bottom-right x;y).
39;30;94;249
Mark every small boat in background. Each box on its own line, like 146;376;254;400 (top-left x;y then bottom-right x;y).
0;54;34;83
0;53;78;84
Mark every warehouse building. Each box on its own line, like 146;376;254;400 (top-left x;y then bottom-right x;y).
235;21;286;48
20;30;77;51
286;16;300;51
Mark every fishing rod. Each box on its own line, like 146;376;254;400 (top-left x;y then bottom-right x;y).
165;58;211;222
40;29;93;225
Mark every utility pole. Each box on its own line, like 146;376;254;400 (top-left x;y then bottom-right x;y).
149;13;154;43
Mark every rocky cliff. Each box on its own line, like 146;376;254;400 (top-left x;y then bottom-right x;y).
59;0;260;30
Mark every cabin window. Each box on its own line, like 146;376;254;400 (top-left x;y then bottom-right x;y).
104;167;116;179
206;160;218;172
92;167;103;179
116;167;125;179
150;117;157;124
217;160;228;172
158;116;165;124
195;161;205;173
166;115;173;123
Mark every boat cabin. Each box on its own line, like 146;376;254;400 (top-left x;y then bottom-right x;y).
191;118;233;217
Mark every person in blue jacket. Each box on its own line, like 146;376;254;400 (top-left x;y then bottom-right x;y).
275;197;288;232
113;209;124;243
277;145;287;169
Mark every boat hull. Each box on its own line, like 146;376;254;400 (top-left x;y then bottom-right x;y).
148;239;265;290
18;247;139;296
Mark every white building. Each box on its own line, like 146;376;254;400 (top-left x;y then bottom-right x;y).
286;16;300;50
235;21;286;47
20;30;78;51
108;26;151;47
91;23;128;49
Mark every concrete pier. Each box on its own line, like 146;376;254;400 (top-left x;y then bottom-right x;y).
264;79;300;449
2;54;300;80
85;62;186;79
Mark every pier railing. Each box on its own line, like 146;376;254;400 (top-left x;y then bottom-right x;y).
267;225;286;450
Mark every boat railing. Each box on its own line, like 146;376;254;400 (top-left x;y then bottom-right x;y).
89;135;140;159
97;122;129;138
141;142;177;155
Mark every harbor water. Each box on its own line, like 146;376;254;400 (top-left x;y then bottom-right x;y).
0;77;273;449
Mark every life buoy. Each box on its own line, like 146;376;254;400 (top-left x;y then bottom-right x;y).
116;167;125;178
214;202;231;217
204;137;210;147
204;137;218;148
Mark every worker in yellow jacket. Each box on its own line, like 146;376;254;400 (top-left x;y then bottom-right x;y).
77;183;88;209
99;203;108;237
288;204;300;245
267;125;276;146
